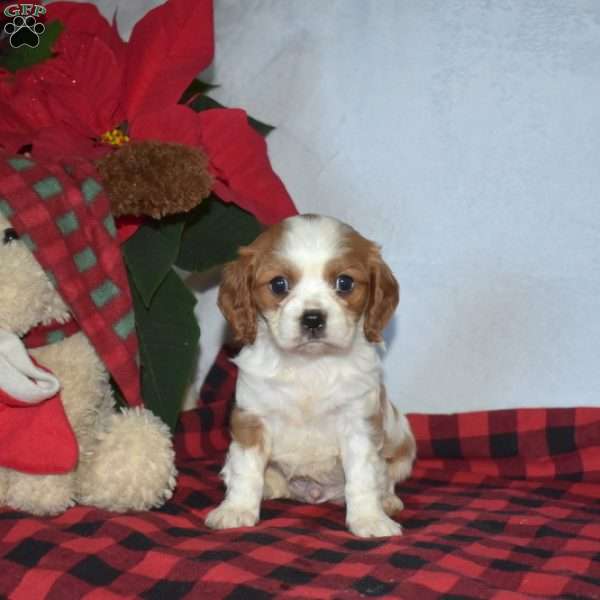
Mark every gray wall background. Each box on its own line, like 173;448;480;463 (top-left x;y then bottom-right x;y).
83;1;600;413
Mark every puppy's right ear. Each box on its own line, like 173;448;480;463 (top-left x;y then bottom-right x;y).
218;247;257;345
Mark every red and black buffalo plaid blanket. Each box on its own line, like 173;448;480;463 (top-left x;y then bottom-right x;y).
1;349;599;599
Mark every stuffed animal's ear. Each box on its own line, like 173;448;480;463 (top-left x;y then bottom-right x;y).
218;248;258;345
364;249;399;343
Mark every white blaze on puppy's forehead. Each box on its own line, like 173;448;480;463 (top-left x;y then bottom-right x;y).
279;215;350;269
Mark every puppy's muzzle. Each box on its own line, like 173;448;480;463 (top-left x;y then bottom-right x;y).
300;310;326;338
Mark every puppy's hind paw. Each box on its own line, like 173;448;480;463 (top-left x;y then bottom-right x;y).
348;513;402;538
205;502;259;530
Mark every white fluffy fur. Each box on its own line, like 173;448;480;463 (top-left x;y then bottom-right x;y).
206;215;415;537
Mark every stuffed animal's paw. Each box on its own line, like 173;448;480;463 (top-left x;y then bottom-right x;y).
6;472;75;516
77;408;176;511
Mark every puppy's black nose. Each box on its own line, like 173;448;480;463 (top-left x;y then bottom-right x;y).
301;310;326;331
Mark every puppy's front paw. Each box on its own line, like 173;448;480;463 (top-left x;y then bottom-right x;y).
205;502;259;530
348;513;402;538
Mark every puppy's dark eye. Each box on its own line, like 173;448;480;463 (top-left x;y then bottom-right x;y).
335;274;354;294
3;228;19;244
270;276;289;296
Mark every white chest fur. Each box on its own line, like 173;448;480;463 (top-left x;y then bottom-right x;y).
233;328;381;480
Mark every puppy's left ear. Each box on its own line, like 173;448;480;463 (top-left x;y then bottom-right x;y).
364;249;399;343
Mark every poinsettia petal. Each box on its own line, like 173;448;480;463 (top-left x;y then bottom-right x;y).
129;104;203;146
115;216;144;244
196;109;297;224
0;96;32;150
0;81;100;159
123;0;214;118
0;33;124;153
31;127;107;162
45;2;126;60
0;79;56;136
45;88;102;139
0;69;12;93
0;131;33;154
38;33;125;135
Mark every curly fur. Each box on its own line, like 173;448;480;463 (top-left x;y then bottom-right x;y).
98;141;213;219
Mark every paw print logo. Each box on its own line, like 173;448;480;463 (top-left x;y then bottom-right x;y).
3;15;45;48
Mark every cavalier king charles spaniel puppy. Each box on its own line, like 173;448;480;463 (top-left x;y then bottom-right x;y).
205;214;415;537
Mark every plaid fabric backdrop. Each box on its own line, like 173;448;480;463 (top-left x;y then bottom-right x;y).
1;347;599;599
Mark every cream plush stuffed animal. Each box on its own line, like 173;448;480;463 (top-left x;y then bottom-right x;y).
0;143;213;516
0;215;177;516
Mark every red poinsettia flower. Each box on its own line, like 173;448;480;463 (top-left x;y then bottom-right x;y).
0;0;296;225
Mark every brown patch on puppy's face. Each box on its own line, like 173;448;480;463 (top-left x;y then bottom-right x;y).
253;256;300;314
325;227;399;343
218;223;288;345
324;261;370;324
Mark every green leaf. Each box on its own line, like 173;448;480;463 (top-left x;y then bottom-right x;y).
0;20;62;72
247;116;275;137
188;94;225;112
122;218;185;307
175;195;263;272
188;95;275;137
130;269;200;430
179;78;220;104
